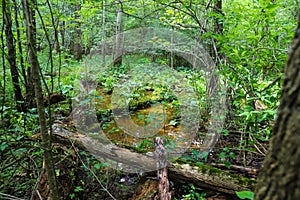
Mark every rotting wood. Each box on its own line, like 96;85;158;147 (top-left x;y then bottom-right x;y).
154;137;172;200
169;161;256;194
43;122;256;195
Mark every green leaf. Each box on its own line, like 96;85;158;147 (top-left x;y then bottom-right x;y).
169;120;177;126
94;163;102;170
74;186;84;192
236;191;254;200
219;152;227;159
0;142;8;151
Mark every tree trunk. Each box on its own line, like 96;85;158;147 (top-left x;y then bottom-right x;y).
254;20;300;200
213;0;223;61
22;0;60;199
3;0;24;111
154;137;172;200
47;122;256;195
12;0;27;89
113;1;123;67
101;0;106;67
72;3;82;61
20;0;35;109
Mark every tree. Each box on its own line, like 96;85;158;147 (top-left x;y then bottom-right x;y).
72;1;83;60
113;0;123;67
3;0;24;111
22;0;60;199
254;19;300;200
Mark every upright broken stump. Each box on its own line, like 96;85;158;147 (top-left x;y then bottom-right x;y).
154;137;172;200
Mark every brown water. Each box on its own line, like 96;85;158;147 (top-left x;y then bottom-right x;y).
95;88;182;151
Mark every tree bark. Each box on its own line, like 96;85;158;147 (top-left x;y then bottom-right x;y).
47;122;256;195
212;0;223;62
154;137;172;200
3;0;24;111
20;0;35;109
72;3;82;61
113;1;123;67
22;0;60;199
101;0;106;67
254;20;300;200
12;0;27;88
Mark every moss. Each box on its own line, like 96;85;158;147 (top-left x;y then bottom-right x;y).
173;157;256;190
120;144;149;153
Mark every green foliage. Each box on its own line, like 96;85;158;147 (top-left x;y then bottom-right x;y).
180;184;206;200
0;107;43;196
219;147;236;168
180;150;209;166
0;0;298;198
236;190;254;200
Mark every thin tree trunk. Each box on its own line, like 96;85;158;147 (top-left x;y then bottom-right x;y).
22;0;60;199
72;3;82;60
213;0;223;61
20;0;35;109
60;3;66;49
3;0;24;111
101;0;106;67
113;1;123;67
12;0;27;88
154;137;172;200
46;0;60;53
170;26;174;68
254;20;300;200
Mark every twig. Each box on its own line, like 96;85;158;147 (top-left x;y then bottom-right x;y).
249;134;267;156
30;167;43;200
259;76;281;93
70;140;117;200
212;163;259;176
0;192;25;200
36;190;42;200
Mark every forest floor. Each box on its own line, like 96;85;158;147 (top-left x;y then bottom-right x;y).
42;97;268;200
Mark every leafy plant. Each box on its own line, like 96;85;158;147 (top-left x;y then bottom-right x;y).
236;190;254;200
219;147;236;168
181;184;206;200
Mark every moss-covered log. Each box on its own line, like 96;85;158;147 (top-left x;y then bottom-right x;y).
45;122;256;195
169;160;256;194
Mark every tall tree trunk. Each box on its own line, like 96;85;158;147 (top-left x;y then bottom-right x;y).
22;0;60;199
3;0;24;111
72;3;82;60
101;0;106;67
170;26;174;68
46;0;60;53
19;0;35;109
113;1;123;67
59;2;66;49
254;20;300;200
12;0;27;90
213;0;223;61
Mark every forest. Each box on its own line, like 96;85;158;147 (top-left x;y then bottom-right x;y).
0;0;299;199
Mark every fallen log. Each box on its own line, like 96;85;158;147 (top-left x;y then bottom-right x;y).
50;122;157;172
48;122;256;195
169;161;256;194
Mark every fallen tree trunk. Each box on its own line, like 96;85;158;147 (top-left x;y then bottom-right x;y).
49;122;157;172
47;122;256;195
169;162;256;194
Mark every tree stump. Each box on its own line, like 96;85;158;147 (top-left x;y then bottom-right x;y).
154;137;172;200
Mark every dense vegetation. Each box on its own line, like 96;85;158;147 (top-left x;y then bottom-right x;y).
0;0;298;199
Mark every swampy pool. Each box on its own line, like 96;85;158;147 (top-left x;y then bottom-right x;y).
94;88;202;153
